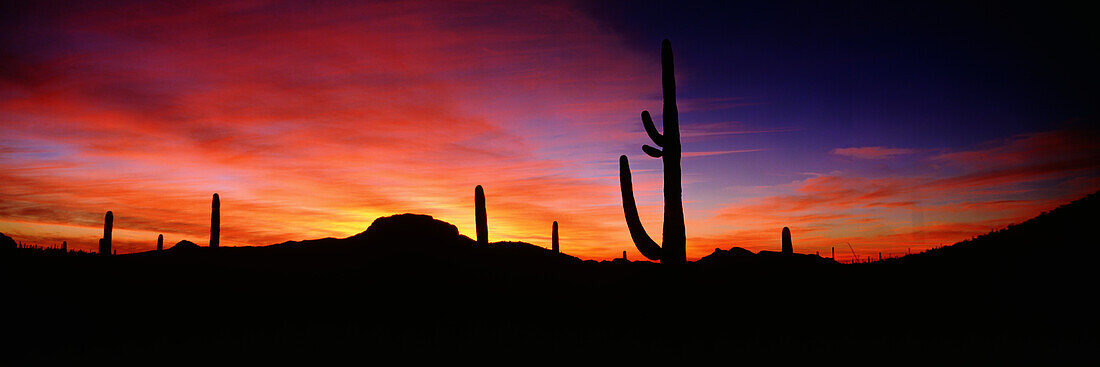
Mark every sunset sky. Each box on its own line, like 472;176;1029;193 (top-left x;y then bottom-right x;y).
2;0;1097;261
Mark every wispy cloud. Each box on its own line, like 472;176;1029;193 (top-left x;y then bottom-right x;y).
830;146;916;159
682;149;765;158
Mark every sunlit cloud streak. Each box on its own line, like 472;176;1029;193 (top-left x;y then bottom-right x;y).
1;1;1097;262
831;146;916;160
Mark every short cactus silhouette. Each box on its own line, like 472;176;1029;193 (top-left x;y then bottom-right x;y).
622;251;628;261
157;234;163;251
210;193;220;248
782;227;792;255
552;221;559;253
475;185;487;246
618;39;686;265
98;211;113;256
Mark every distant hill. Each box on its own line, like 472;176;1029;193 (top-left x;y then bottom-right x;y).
128;213;582;277
168;240;200;251
696;246;837;267
898;191;1099;264
0;232;15;250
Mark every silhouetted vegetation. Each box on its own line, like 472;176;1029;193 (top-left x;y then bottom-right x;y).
782;226;792;255
157;234;163;251
210;193;220;248
1;233;94;257
619;39;687;265
475;185;487;246
98;210;112;256
552;221;559;253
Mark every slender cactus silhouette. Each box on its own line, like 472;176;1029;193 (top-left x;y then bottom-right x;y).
475;185;487;246
157;234;164;251
552;221;559;253
62;241;67;252
98;211;113;256
619;39;686;265
210;193;220;248
782;227;792;255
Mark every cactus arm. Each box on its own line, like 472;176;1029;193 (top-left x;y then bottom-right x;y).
619;155;662;261
642;145;663;158
641;111;664;147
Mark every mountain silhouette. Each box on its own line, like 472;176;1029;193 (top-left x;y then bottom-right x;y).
895;191;1098;265
167;240;200;251
697;246;837;267
350;213;465;242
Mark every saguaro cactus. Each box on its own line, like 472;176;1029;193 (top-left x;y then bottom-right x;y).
157;234;164;251
98;211;113;256
619;39;686;265
62;241;67;252
210;193;220;248
552;221;559;253
782;227;792;255
475;185;487;246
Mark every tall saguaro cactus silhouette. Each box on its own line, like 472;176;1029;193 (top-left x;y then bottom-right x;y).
475;185;488;246
552;221;559;253
619;39;686;265
210;193;220;248
157;234;164;251
98;211;113;256
782;227;793;255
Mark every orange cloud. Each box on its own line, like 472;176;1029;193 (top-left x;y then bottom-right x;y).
0;0;655;259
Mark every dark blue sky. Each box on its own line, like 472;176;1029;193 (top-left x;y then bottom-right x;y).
581;0;1097;152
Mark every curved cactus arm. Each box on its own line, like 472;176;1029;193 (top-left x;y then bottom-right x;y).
641;111;664;147
619;155;662;261
642;145;663;158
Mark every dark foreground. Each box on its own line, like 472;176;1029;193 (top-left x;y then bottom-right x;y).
3;195;1099;363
